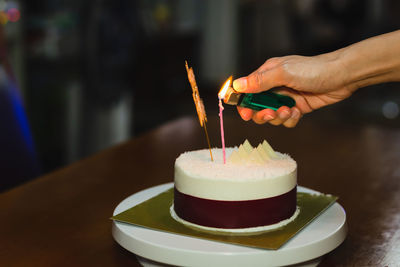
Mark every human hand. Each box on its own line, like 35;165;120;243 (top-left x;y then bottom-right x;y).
233;53;356;127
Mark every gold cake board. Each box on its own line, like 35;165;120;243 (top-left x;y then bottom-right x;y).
112;183;347;267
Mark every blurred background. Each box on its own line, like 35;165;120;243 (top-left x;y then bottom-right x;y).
1;0;400;192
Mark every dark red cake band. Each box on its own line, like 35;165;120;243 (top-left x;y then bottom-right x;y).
174;186;297;229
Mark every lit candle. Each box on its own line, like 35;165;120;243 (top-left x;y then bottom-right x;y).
218;97;226;164
218;76;232;164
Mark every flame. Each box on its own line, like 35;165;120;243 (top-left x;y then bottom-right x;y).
218;76;232;99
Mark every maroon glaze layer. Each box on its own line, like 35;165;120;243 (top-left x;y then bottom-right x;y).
174;187;297;229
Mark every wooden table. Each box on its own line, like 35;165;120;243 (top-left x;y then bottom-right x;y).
1;114;400;266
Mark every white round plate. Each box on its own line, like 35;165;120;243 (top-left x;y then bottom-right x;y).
112;183;347;267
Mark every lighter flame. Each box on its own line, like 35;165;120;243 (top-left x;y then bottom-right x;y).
218;76;232;99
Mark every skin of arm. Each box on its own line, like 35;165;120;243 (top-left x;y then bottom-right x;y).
233;30;400;127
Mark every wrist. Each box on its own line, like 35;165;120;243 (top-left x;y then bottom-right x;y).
331;47;359;92
318;49;354;92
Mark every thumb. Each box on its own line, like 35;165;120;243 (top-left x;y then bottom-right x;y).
233;68;281;94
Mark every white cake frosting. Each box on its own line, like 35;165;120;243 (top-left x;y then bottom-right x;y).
175;147;297;201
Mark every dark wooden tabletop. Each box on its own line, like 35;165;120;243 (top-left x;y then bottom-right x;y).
1;114;400;266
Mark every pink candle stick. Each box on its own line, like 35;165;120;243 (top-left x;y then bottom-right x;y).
218;97;226;164
218;76;232;164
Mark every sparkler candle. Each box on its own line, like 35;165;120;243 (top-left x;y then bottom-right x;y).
218;76;232;164
185;61;213;161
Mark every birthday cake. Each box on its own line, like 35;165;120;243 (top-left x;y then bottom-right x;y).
172;140;298;233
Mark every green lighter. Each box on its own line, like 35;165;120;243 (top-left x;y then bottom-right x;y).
219;77;296;111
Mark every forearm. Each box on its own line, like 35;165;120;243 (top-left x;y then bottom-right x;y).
336;30;400;91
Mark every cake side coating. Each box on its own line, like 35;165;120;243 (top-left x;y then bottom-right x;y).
175;148;297;201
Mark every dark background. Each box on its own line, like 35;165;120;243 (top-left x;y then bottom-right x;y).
1;0;400;192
